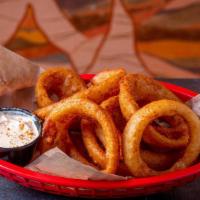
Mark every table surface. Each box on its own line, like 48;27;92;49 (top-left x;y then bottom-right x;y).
0;79;200;200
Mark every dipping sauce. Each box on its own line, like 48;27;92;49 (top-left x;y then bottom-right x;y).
0;112;39;148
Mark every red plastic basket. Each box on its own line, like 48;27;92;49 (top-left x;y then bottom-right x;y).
0;75;199;198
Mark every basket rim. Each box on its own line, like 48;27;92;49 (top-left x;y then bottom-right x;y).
1;159;200;189
0;75;199;190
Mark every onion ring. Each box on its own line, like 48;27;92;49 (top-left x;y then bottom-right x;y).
143;116;189;149
91;68;126;85
153;116;187;138
100;95;126;132
141;149;182;170
39;115;90;165
35;67;86;108
35;69;125;120
119;74;189;149
81;120;131;175
123;99;200;177
81;95;124;172
81;120;106;168
40;98;119;174
119;74;181;120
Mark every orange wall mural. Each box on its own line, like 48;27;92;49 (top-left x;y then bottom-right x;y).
0;0;200;78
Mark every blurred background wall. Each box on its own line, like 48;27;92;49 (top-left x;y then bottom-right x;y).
0;0;199;78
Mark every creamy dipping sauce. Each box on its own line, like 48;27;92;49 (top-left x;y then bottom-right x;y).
0;112;39;148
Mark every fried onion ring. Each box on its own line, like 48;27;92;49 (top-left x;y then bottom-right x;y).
91;68;126;85
81;120;106;168
100;95;126;132
141;149;182;170
119;74;189;149
39;115;90;165
123;100;200;177
143;116;189;149
40;98;119;174
119;74;181;120
35;69;125;120
35;67;86;108
81;120;131;175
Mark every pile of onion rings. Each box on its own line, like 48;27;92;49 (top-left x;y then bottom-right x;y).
34;67;200;177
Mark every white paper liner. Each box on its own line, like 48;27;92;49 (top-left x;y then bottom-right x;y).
187;94;200;117
26;147;127;181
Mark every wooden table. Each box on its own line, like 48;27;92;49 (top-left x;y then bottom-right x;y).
0;79;199;200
